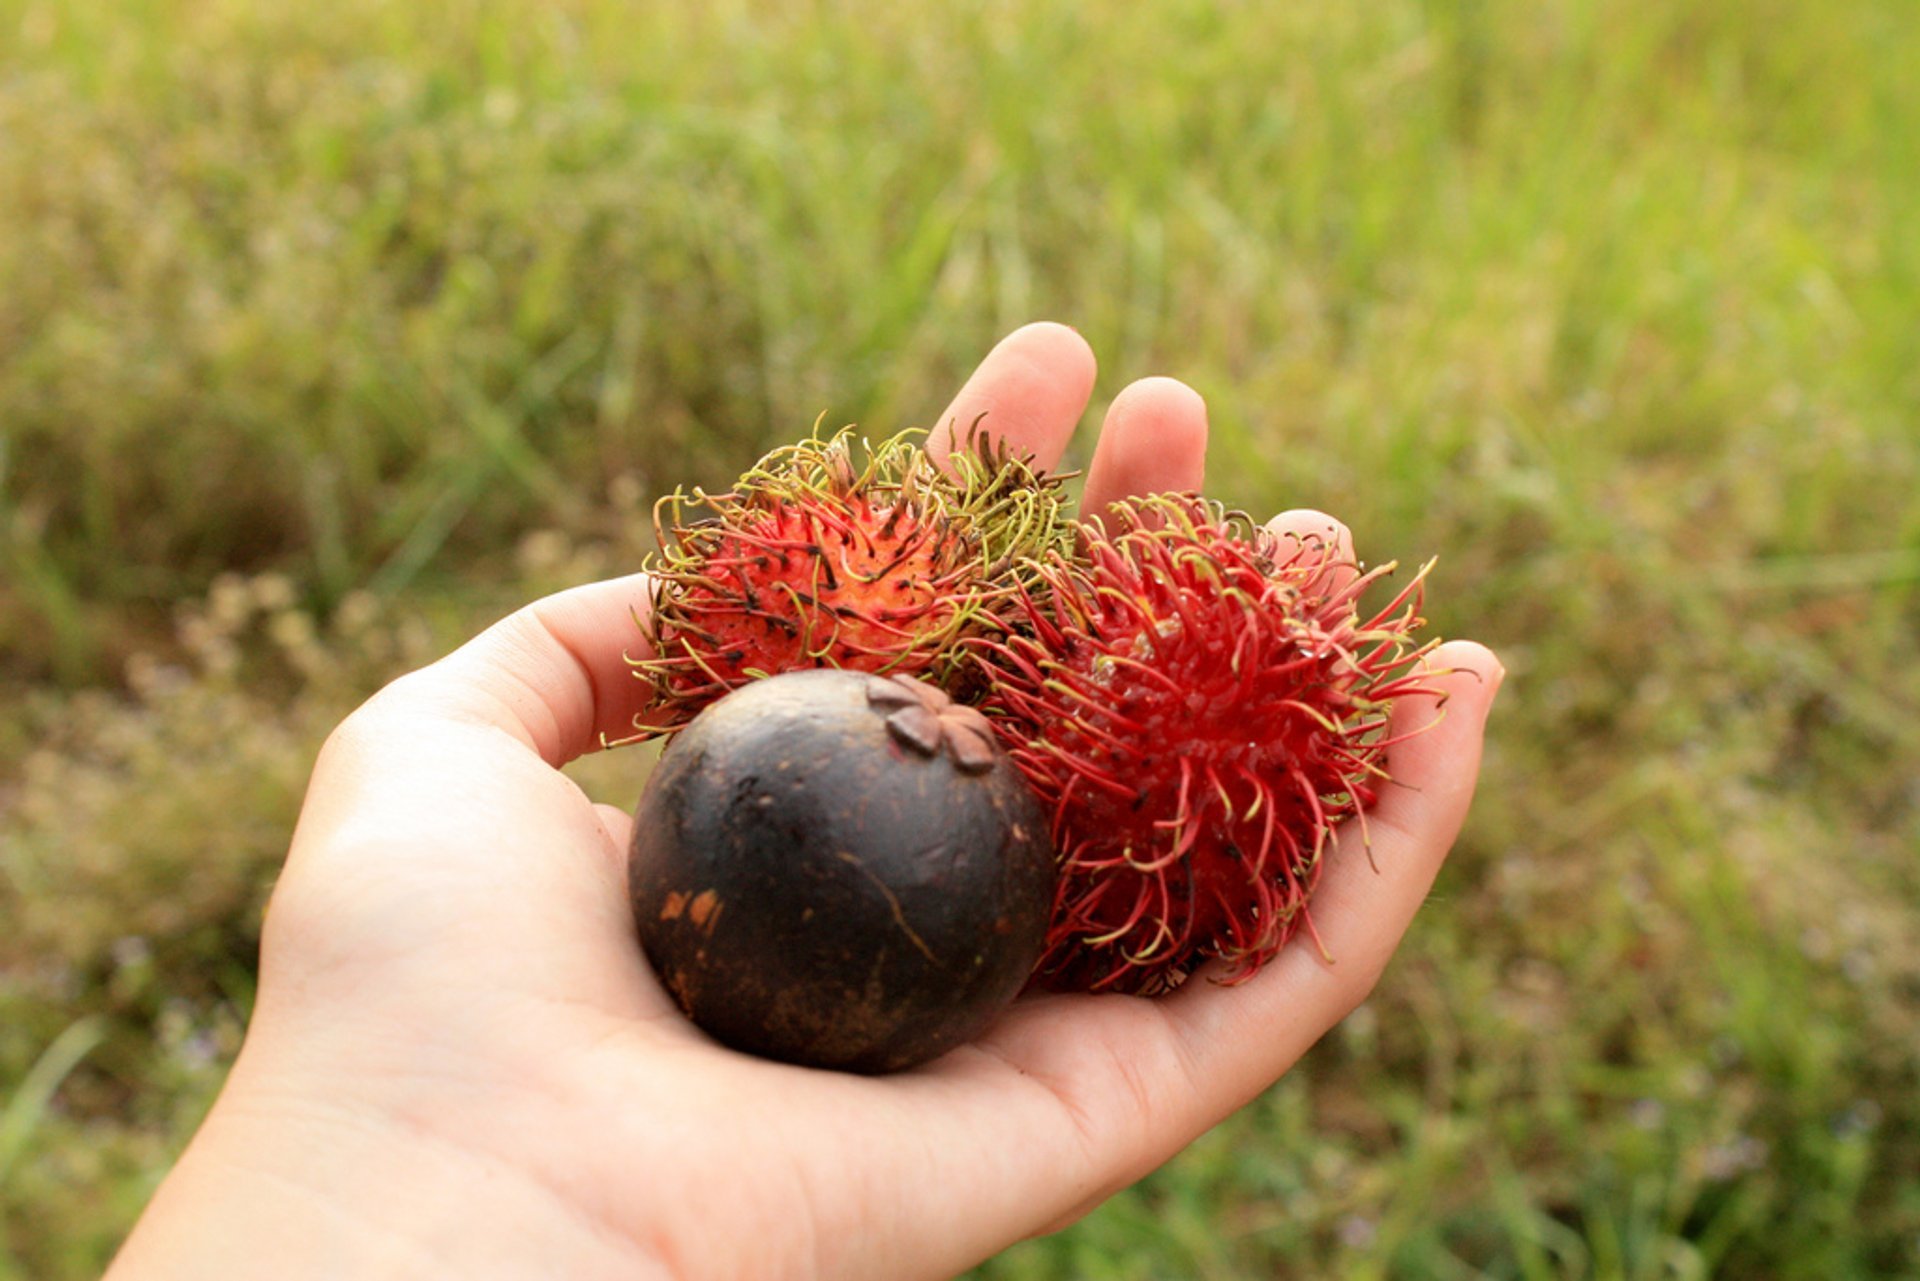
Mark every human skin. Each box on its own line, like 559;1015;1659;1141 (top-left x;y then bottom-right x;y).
107;323;1503;1281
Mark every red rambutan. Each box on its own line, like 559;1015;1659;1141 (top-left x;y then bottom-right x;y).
973;494;1441;995
627;427;1068;735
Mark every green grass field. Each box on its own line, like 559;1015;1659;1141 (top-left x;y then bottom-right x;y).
4;0;1918;1275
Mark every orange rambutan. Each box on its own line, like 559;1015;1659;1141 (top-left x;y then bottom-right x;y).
627;427;1067;735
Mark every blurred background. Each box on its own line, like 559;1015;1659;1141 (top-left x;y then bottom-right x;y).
2;0;1917;1276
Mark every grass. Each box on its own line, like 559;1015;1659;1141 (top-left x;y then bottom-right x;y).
3;0;1918;1275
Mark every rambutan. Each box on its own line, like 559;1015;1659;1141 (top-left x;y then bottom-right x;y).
627;426;1068;735
973;494;1441;995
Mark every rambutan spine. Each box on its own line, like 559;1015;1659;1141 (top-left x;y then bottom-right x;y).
623;424;1070;739
971;493;1443;995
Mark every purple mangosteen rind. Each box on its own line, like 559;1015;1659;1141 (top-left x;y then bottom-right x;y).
627;668;1056;1074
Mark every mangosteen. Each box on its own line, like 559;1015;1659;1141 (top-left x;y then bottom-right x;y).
628;668;1055;1073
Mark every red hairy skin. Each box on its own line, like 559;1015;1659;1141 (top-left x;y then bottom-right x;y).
647;492;977;705
973;495;1442;995
626;428;1068;737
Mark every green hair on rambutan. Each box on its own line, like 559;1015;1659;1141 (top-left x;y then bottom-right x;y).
623;423;1071;737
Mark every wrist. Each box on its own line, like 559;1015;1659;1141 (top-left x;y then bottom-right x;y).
107;1063;670;1281
107;1097;420;1280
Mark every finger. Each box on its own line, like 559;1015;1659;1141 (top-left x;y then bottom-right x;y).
262;576;666;1000
1263;509;1351;548
925;322;1097;476
1264;507;1359;598
852;640;1502;1273
1162;638;1503;1080
1080;376;1209;518
595;802;636;847
595;802;636;870
381;572;660;768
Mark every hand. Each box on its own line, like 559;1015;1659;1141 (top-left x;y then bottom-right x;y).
109;324;1503;1281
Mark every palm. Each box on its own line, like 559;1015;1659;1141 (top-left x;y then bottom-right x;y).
126;325;1500;1281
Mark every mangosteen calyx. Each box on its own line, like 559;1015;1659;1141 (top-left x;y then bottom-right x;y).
865;672;997;774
